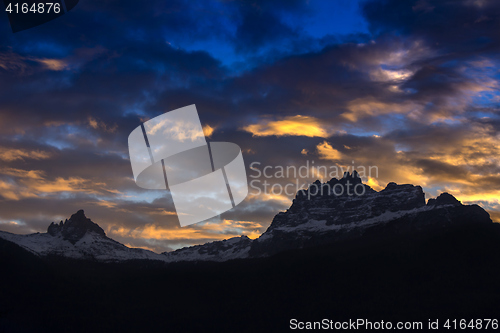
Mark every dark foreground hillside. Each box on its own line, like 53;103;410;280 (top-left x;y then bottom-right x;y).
1;220;500;333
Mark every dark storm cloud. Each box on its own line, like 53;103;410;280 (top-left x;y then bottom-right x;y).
364;0;500;54
231;0;307;52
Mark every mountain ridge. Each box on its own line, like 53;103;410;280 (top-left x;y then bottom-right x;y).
0;173;493;263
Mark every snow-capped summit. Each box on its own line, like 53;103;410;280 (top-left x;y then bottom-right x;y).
0;210;166;262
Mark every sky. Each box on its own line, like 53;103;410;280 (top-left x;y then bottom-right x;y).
0;0;499;253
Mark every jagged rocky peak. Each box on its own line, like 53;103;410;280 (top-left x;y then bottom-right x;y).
295;170;368;202
342;170;360;180
428;192;462;206
47;210;106;244
292;171;425;210
281;175;426;229
249;174;491;258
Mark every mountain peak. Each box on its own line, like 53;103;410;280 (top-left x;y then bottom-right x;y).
48;209;106;244
428;192;462;206
342;170;360;179
73;209;86;218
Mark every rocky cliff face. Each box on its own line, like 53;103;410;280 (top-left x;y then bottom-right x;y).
158;172;491;260
248;172;491;257
47;210;106;244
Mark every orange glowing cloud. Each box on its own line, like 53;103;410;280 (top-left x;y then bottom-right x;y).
366;177;385;191
316;141;342;160
242;115;331;137
34;58;68;71
88;117;117;133
202;124;215;137
0;147;52;162
108;219;263;244
0;180;38;201
0;167;113;200
489;211;500;223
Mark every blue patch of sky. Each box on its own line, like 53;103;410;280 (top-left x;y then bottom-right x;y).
341;127;381;137
165;0;370;72
16;40;71;58
476;200;500;211
38;192;78;200
39;124;100;150
472;90;500;107
422;185;444;199
380;114;407;130
467;111;500;121
283;0;369;39
43;139;74;150
123;104;153;119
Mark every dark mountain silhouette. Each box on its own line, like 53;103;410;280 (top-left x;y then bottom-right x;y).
0;173;493;263
165;172;492;261
47;209;106;243
0;174;499;332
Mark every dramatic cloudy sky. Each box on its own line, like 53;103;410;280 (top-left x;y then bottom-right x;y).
0;0;499;252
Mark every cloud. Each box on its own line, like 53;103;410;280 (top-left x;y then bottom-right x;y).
232;0;305;53
0;180;38;201
0;52;29;72
490;211;500;223
242;115;331;137
343;97;422;122
369;67;414;82
0;167;114;200
88;117;118;133
202;124;215;138
0;147;52;161
316;141;343;160
108;218;263;251
34;58;69;71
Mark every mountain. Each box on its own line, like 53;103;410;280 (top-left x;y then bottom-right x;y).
162;235;253;262
0;172;493;263
249;173;491;257
0;210;166;262
163;172;492;260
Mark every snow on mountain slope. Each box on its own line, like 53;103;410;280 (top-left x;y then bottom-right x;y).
249;173;491;257
0;209;254;263
162;235;252;262
0;210;166;262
